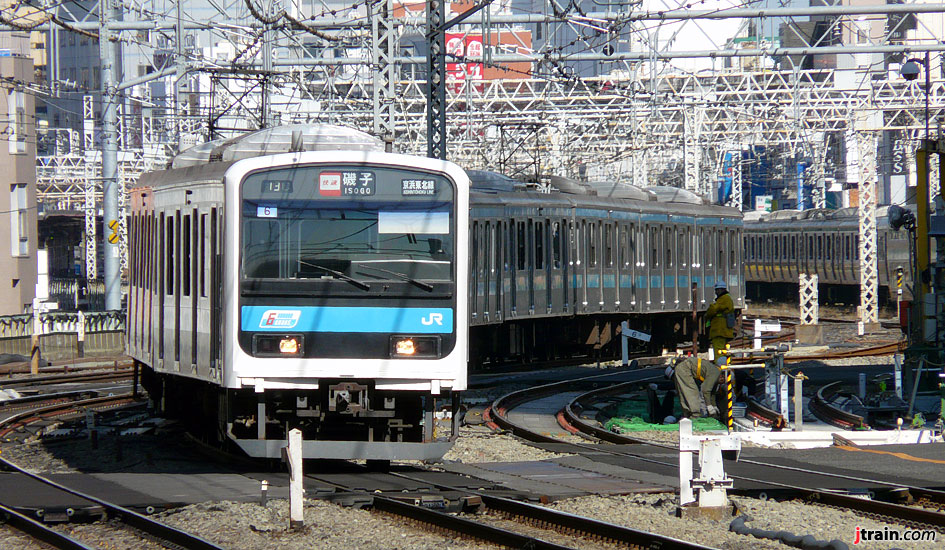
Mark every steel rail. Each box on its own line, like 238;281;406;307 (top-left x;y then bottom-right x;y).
0;456;227;550
0;370;133;388
0;393;138;438
563;383;945;507
0;502;95;550
491;382;945;531
809;381;868;429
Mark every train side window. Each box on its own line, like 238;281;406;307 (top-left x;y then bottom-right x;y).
730;231;736;268
854;235;859;260
817;235;823;259
504;221;512;271
182;214;191;297
826;235;832;260
471;221;479;278
773;234;779;259
650;227;659;267
550;222;558;269
516;221;525;270
628;224;636;265
717;232;724;268
845;235;851;260
535;221;544;270
200;213;207;297
808;236;814;260
605;224;614;267
681;227;689;267
791;235;797;260
166;215;175;295
665;227;673;267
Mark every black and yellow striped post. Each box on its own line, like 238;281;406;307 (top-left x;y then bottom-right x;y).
896;266;904;319
722;346;735;433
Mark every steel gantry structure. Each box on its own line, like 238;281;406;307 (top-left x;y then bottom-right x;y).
5;1;945;322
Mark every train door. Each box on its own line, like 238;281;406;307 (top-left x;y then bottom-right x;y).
693;226;703;307
525;219;535;315
187;210;198;372
509;219;518;315
601;222;616;311
485;221;501;321
676;224;692;309
663;225;676;307
587;220;601;310
648;225;661;307
576;220;587;311
545;219;555;314
162;211;177;369
625;223;636;310
567;219;576;313
533;218;548;315
470;221;479;321
616;223;628;311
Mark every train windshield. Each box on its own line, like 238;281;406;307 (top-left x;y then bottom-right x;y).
241;165;454;283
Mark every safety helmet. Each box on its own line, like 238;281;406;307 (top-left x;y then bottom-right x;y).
715;280;727;290
664;366;675;379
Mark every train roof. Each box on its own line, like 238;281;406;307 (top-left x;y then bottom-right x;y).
745;205;907;227
170;124;384;169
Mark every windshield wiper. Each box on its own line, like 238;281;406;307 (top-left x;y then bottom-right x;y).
298;261;370;291
356;265;435;292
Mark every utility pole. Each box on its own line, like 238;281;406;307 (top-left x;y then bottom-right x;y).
99;0;120;311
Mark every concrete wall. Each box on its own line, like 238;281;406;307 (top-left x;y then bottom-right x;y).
0;331;124;361
0;55;37;315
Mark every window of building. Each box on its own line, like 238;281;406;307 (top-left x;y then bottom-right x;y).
9;184;28;256
8;90;26;155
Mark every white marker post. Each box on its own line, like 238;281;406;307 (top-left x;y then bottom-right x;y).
286;428;304;529
678;418;695;506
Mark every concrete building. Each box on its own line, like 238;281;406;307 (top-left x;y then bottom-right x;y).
0;54;38;315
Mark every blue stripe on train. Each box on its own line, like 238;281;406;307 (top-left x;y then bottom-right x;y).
241;306;454;333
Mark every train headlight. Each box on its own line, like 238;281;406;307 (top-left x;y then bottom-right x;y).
390;336;441;358
279;337;299;354
253;334;303;356
394;338;416;355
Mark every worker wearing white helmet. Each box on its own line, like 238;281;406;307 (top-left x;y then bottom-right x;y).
705;280;735;359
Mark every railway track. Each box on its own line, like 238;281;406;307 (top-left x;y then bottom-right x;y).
305;465;717;550
0;392;227;550
489;377;945;533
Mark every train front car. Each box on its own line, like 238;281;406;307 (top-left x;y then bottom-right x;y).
227;151;469;460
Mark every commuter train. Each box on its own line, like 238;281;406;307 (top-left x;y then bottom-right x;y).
126;124;745;461
743;207;912;304
465;173;744;365
127;125;469;461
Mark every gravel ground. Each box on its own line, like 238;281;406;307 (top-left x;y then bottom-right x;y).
0;527;48;550
157;499;496;550
442;425;569;463
548;493;936;550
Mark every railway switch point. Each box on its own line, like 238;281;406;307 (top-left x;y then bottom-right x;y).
678;418;740;517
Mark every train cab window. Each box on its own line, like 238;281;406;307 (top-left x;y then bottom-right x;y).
535;221;544;270
517;221;526;270
589;223;598;267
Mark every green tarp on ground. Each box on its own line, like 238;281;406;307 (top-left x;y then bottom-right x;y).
602;398;726;432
